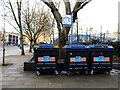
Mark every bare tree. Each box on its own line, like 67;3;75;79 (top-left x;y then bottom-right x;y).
23;3;52;52
8;0;25;55
41;0;91;58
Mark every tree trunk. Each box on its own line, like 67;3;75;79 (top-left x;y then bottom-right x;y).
58;30;63;59
34;39;37;44
29;40;32;52
19;1;25;55
58;26;70;59
20;31;25;55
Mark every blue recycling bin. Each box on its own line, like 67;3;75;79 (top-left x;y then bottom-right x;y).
33;44;59;76
63;44;90;75
89;44;114;75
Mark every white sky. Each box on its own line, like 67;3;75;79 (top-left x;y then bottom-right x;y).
0;0;120;34
77;0;119;33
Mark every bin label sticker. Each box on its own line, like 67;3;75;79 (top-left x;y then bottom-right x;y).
70;56;86;62
38;56;55;62
93;56;110;62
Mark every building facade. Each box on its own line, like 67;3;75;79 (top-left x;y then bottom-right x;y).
0;31;20;46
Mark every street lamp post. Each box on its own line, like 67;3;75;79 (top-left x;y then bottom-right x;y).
118;23;120;41
100;25;102;42
3;0;6;65
86;28;88;42
76;17;79;42
44;31;45;43
52;19;55;44
70;12;73;44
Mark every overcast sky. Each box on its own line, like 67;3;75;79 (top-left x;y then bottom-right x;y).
77;0;119;33
0;0;120;34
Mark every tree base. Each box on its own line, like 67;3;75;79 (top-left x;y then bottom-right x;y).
1;63;13;66
21;53;25;55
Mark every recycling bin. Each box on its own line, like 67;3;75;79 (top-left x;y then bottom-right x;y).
63;44;90;75
89;44;114;75
33;44;59;76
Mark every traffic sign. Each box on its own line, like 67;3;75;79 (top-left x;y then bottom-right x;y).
62;15;72;27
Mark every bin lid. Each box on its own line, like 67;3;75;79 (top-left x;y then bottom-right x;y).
33;44;59;48
64;44;89;49
89;44;114;49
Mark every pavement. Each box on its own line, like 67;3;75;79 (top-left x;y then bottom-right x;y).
0;46;119;89
0;45;31;65
0;45;30;58
1;55;119;89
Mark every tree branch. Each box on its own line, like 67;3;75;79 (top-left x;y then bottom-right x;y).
76;0;91;12
72;0;92;22
63;0;71;15
9;0;19;27
41;0;62;25
6;19;20;33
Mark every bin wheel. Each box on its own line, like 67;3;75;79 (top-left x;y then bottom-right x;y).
67;71;70;76
55;70;58;75
90;70;94;75
106;71;111;75
85;70;88;75
36;71;40;76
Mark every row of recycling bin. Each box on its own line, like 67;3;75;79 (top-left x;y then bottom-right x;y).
33;44;114;76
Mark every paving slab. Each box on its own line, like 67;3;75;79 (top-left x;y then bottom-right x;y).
2;80;25;86
8;85;36;88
